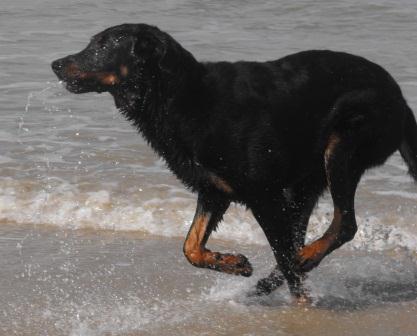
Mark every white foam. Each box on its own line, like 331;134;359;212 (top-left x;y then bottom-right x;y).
63;297;190;336
0;177;416;253
373;190;417;200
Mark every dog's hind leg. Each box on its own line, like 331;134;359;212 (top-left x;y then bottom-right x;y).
296;91;406;274
291;176;325;252
252;204;305;298
252;179;322;298
183;193;253;276
296;134;363;273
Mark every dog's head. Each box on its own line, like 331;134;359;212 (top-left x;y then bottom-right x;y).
52;24;185;94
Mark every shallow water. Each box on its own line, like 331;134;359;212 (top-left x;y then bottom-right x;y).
1;0;417;334
1;225;416;336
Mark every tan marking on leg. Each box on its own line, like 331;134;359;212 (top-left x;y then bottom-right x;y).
324;133;340;187
183;212;211;265
323;206;343;237
297;207;342;271
297;238;329;264
209;174;233;194
183;211;252;276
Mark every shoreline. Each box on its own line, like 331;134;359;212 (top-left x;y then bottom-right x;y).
1;224;416;335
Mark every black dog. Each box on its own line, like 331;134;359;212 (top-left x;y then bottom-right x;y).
52;24;417;300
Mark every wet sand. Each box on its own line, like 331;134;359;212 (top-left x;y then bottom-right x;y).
1;224;416;336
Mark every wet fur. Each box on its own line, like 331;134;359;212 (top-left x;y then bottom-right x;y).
52;24;417;298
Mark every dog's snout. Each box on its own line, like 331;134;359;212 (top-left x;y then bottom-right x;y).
51;59;62;71
52;57;77;78
51;58;65;77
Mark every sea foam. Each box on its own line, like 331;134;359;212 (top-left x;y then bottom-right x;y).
0;177;416;254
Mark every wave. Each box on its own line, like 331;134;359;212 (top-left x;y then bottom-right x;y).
0;178;416;253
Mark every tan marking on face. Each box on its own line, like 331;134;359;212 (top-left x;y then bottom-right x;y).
209;174;233;194
98;73;120;85
66;63;83;77
64;63;119;85
120;65;129;77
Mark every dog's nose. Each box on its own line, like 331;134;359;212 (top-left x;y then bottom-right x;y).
51;59;64;75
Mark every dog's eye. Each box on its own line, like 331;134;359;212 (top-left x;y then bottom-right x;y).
93;35;107;48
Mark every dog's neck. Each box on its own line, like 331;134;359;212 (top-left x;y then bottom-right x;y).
111;61;207;189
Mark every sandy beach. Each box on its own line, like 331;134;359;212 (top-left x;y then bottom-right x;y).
1;224;416;335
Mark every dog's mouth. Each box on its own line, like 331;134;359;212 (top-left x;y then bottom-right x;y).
52;58;119;94
63;79;96;94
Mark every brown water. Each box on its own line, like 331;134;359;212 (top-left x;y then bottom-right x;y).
1;224;416;335
1;0;417;334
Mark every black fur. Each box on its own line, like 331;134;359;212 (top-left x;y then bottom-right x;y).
52;24;417;298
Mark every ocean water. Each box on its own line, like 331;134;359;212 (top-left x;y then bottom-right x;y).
1;0;417;335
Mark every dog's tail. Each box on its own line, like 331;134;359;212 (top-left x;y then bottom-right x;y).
399;105;417;181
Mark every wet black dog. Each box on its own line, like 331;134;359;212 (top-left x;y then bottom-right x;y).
52;24;417;300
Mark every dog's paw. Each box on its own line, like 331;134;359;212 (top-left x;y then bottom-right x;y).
295;241;326;272
211;253;253;277
252;274;284;296
293;292;312;306
235;254;253;277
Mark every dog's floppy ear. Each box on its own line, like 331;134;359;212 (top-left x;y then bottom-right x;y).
132;33;175;73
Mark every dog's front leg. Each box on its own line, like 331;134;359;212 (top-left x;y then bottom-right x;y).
183;193;253;277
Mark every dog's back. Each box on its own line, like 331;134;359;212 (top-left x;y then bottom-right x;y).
193;50;405;197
